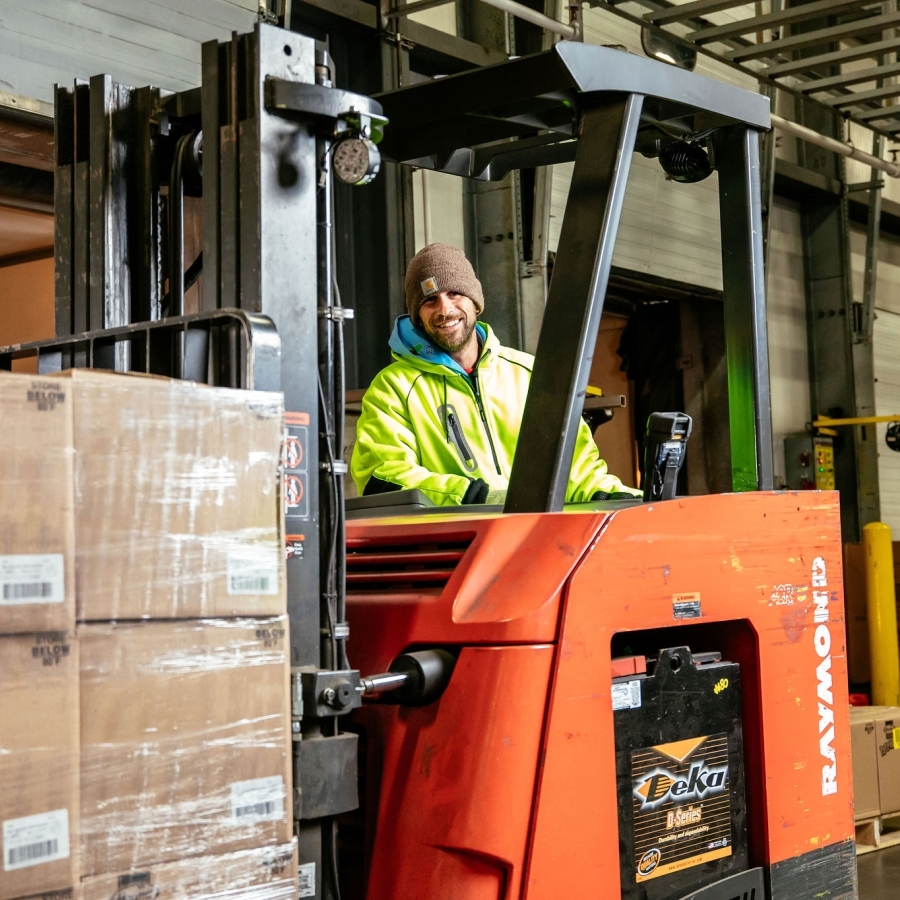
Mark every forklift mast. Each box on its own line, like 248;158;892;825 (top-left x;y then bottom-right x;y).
0;24;855;900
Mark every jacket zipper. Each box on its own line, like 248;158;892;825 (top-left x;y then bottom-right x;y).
469;363;502;476
444;408;478;471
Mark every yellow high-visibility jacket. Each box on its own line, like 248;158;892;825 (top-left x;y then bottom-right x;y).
350;315;640;506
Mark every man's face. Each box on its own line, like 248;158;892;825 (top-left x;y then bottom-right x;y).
419;291;478;353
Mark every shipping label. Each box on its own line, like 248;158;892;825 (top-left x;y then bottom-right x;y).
0;554;65;606
226;550;279;596
631;734;733;883
230;776;285;823
3;809;70;872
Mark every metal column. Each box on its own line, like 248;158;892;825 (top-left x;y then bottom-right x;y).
851;131;884;527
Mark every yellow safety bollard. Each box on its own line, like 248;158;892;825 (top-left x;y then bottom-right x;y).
864;521;900;707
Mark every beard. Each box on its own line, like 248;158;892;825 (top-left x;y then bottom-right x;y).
423;315;477;353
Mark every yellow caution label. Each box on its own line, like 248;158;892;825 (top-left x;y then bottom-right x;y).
893;727;900;751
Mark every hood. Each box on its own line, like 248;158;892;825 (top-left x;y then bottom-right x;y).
388;315;496;377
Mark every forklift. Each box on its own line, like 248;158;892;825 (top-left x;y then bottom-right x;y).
1;23;855;900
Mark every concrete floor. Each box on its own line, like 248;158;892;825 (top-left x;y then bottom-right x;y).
857;844;900;898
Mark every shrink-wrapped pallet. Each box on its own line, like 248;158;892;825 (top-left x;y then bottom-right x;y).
79;617;292;877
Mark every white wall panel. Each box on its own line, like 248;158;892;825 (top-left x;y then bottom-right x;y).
0;0;257;102
765;199;810;484
413;169;465;252
550;154;723;292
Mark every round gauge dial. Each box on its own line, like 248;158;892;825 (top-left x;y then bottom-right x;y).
333;137;380;185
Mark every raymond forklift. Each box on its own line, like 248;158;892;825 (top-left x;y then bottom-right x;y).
1;23;855;900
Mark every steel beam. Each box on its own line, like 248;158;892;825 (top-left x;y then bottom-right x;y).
799;127;865;540
798;60;900;94
851;104;900;122
53;86;74;339
851;132;884;528
825;83;900;108
505;93;643;513
689;0;877;44
646;0;747;26
763;35;900;77
729;10;900;63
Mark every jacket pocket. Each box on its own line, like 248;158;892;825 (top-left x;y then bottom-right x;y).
438;404;478;472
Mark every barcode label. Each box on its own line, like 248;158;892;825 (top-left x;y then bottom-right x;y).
230;776;285;823
3;809;70;871
0;555;65;606
230;576;271;593
4;582;54;599
8;840;58;866
298;862;316;898
226;551;279;596
234;801;276;819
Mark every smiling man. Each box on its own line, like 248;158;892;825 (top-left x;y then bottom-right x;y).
350;243;639;506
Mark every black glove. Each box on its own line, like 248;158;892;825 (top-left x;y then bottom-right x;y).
462;478;490;504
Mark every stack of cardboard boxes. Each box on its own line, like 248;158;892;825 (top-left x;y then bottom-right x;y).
850;706;900;825
0;371;298;900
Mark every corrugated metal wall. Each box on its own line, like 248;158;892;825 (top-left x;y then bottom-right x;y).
0;1;258;102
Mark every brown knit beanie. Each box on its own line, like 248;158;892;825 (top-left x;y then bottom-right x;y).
404;243;484;328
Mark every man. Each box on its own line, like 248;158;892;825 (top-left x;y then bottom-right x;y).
351;243;640;506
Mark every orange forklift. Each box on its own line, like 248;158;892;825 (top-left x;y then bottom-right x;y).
4;26;854;900
341;42;856;900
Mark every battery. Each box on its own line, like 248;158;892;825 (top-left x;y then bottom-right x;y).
613;646;749;900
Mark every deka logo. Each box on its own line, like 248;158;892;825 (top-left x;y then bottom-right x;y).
634;761;728;809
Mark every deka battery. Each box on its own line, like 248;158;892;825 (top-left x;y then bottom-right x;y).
613;647;749;900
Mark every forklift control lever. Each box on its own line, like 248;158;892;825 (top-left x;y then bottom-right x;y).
360;649;456;706
643;412;693;503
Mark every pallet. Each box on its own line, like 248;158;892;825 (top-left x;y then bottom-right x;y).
855;813;900;854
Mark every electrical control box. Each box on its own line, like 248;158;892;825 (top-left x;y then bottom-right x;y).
783;434;835;491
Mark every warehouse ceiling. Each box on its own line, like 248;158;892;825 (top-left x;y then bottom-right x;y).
603;0;900;137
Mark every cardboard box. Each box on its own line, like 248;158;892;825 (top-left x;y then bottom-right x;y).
0;373;75;635
849;707;880;821
79;618;292;877
62;370;285;621
874;708;900;816
80;841;298;900
0;633;79;900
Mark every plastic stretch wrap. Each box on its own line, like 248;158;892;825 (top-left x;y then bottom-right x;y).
0;372;75;635
61;370;285;622
79;840;299;900
0;633;79;900
79;618;292;878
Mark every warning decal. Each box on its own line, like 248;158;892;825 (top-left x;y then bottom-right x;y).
631;733;733;883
